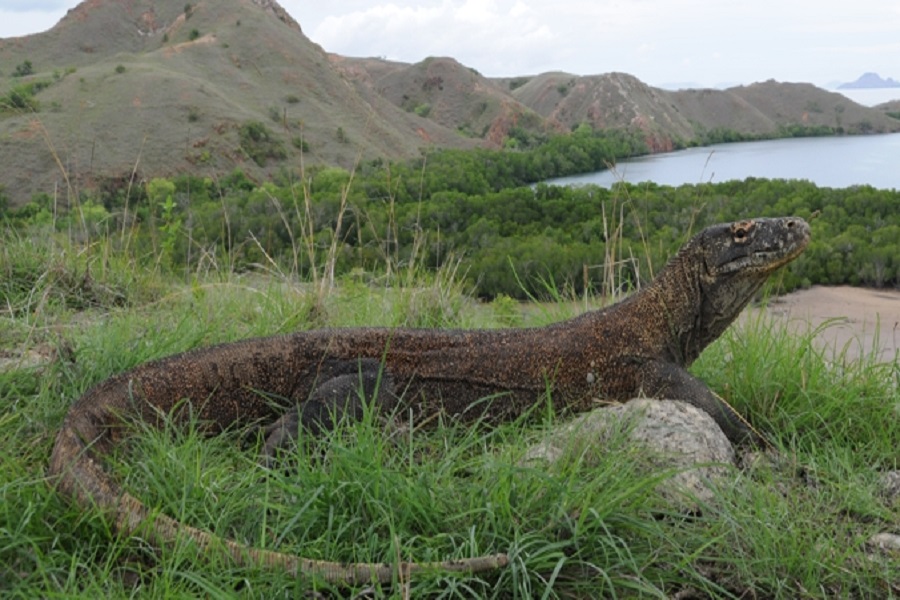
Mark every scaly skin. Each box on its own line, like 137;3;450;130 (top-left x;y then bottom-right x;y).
48;216;810;585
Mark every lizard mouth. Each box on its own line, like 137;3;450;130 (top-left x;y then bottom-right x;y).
718;239;809;275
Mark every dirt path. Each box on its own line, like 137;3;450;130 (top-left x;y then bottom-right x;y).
762;286;900;363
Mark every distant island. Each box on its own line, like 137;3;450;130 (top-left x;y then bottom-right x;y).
838;72;900;89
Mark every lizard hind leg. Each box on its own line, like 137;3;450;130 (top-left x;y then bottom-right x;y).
260;362;397;465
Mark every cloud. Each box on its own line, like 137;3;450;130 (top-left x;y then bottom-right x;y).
311;0;561;75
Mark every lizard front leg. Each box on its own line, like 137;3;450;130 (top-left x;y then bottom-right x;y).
638;360;771;449
261;359;398;465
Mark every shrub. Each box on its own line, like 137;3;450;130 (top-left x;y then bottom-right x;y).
239;121;286;166
189;29;200;41
1;84;41;113
115;65;126;74
13;60;34;78
414;103;432;118
508;77;529;91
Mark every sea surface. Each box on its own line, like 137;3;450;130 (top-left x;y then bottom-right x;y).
549;132;900;190
835;87;900;107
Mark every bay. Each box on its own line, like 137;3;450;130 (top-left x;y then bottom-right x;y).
549;133;900;190
835;88;900;107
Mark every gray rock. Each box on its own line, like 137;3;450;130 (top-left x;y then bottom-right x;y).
877;471;900;504
867;533;900;553
523;399;735;507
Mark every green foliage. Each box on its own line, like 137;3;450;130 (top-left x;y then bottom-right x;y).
12;60;34;78
414;102;432;118
189;28;200;41
147;178;181;269
6;127;898;300
777;123;835;137
3;124;898;300
508;77;529;91
238;121;286;167
114;64;126;74
0;83;41;113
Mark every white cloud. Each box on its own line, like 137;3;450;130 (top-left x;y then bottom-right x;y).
3;0;900;87
312;1;566;75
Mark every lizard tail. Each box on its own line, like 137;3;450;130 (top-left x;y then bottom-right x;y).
48;409;508;586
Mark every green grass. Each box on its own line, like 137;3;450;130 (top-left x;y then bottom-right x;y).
1;231;898;598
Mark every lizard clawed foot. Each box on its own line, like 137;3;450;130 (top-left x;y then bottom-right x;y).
259;367;397;468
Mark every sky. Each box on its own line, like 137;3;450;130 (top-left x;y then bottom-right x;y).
2;0;899;89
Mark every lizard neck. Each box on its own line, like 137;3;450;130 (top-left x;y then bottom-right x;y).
629;237;766;366
613;238;737;366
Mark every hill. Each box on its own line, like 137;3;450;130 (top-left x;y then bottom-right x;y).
1;0;898;206
0;0;476;205
334;55;555;145
839;72;900;89
669;80;894;136
506;73;899;148
505;71;694;151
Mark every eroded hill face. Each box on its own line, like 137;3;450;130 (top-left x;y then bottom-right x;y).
1;0;898;205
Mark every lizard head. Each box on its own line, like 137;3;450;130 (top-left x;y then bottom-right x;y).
701;216;810;280
677;216;810;361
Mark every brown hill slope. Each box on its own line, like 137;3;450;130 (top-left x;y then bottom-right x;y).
335;56;554;145
507;72;900;149
0;0;472;205
725;81;897;133
507;71;694;151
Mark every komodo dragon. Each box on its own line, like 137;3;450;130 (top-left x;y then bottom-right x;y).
48;216;810;586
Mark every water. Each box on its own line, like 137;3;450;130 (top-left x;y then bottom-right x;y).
834;88;900;107
549;133;900;190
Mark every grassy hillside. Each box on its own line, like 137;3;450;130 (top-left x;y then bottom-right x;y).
0;0;474;205
509;71;695;147
342;55;554;143
1;223;897;597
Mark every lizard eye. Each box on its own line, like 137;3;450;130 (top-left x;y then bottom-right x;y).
730;220;754;243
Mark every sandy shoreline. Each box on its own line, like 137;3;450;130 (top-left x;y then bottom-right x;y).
760;286;900;363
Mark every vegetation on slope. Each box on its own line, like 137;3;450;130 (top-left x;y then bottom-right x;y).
3;131;897;301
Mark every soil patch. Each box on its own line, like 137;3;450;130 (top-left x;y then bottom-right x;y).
762;286;900;363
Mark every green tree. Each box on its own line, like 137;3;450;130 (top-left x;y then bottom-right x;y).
13;60;34;77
